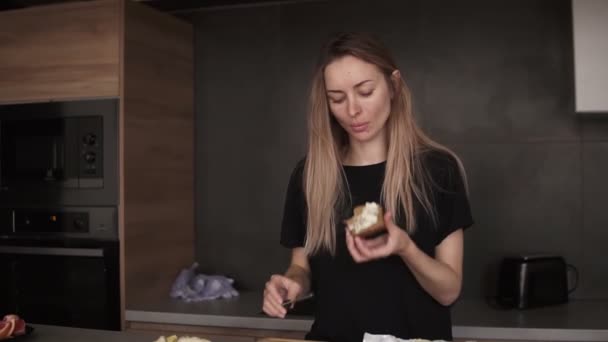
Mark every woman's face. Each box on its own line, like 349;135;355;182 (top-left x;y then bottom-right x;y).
324;55;393;144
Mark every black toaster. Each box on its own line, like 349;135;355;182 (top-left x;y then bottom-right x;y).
496;255;577;309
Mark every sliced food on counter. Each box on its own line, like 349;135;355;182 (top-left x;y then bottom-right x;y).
0;314;27;340
362;333;448;342
154;335;211;342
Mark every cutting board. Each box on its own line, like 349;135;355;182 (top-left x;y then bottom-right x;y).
257;338;321;342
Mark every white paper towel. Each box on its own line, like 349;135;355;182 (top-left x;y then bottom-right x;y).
362;332;449;342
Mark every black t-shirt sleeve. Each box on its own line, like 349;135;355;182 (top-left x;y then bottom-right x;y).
280;160;307;248
433;154;474;245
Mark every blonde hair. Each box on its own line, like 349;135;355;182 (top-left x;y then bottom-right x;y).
303;32;467;256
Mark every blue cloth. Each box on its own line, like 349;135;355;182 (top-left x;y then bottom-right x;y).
169;263;239;302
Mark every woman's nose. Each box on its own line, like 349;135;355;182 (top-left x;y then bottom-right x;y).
347;98;361;117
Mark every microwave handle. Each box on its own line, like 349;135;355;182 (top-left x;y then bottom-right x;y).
0;246;104;257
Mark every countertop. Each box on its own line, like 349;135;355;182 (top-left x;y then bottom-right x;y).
126;291;608;341
24;324;244;342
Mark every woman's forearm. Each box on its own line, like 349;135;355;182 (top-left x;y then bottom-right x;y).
399;244;461;306
285;264;311;296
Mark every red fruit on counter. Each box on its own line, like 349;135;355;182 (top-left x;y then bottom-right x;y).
2;315;19;323
13;319;26;336
0;322;6;340
0;319;15;339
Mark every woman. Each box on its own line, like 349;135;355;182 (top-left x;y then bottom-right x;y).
262;32;474;342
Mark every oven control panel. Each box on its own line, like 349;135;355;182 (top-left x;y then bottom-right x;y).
0;207;117;240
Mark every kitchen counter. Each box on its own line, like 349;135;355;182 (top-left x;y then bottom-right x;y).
25;324;244;342
127;290;312;332
451;299;608;341
126;291;608;341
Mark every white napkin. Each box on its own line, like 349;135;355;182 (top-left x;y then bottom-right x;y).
362;332;449;342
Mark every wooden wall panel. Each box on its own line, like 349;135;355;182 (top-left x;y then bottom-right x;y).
0;0;120;103
118;0;126;330
121;0;195;306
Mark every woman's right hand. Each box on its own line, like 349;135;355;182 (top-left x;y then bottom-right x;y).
262;274;303;318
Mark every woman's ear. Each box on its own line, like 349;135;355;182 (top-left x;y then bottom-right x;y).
390;70;401;98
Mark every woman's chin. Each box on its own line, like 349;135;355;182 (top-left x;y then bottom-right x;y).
348;130;378;144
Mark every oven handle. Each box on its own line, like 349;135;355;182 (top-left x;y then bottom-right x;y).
0;246;104;257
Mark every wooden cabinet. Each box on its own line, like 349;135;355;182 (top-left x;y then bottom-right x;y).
454;340;534;342
454;340;570;342
0;0;120;103
120;0;194;318
0;0;195;330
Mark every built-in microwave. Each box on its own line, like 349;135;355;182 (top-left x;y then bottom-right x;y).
0;99;118;207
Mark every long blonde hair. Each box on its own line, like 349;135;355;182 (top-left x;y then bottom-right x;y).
304;32;467;256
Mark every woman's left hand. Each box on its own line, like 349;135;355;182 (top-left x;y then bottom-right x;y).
345;211;413;262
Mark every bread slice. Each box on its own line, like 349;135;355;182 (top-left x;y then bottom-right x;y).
345;202;386;238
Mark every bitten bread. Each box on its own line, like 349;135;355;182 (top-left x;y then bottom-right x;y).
345;202;386;238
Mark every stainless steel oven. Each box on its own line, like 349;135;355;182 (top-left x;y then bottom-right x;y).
0;207;120;330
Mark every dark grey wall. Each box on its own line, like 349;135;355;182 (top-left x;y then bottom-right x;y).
193;0;608;299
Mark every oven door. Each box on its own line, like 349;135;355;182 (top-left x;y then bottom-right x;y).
0;241;120;330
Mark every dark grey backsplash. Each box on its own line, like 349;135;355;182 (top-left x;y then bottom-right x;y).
192;0;608;299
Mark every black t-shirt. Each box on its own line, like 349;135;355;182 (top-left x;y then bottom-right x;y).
280;151;474;342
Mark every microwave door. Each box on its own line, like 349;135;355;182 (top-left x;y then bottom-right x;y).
1;119;63;186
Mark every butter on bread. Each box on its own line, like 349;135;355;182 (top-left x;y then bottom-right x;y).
345;202;386;238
